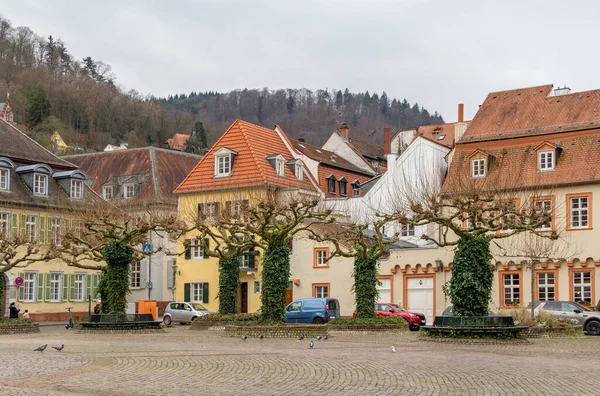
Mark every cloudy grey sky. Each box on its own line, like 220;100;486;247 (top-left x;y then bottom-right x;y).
3;0;599;121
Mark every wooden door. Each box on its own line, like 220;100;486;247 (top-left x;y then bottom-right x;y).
240;282;248;313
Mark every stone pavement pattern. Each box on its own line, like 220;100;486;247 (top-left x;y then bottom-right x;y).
0;325;599;395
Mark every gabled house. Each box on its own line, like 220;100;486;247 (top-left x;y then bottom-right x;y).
65;147;202;313
444;84;600;311
165;133;191;151
0;118;105;321
174;120;320;313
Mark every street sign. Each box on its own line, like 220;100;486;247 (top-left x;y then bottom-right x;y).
14;276;24;287
147;282;153;289
142;243;152;252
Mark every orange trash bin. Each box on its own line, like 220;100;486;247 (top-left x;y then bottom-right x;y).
138;300;157;320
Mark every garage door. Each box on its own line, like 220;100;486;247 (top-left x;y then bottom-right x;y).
377;278;391;303
406;277;434;324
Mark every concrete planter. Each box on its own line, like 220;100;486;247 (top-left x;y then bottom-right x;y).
0;322;41;335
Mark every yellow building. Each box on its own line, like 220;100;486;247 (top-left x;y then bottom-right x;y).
174;120;319;313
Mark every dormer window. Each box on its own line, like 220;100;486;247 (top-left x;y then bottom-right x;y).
352;180;360;197
471;159;486;178
287;159;304;180
213;147;237;178
103;186;114;200
123;183;135;199
266;154;286;177
71;179;83;199
34;173;48;195
275;159;284;176
0;158;13;192
539;151;554;171
52;169;87;200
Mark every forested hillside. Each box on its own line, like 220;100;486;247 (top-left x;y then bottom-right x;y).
161;88;444;146
0;15;444;151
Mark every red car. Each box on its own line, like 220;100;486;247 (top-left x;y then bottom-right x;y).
374;303;426;331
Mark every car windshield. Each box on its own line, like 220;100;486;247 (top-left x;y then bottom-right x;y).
191;304;207;311
390;304;406;312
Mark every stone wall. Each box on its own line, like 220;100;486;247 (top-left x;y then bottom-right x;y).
0;323;41;335
223;324;327;338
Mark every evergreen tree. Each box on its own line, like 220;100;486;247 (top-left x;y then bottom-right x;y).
380;91;389;116
287;90;295;114
335;90;343;108
185;121;208;154
257;94;264;123
26;88;51;128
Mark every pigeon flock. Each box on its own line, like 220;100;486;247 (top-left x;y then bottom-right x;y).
239;332;333;349
34;344;65;352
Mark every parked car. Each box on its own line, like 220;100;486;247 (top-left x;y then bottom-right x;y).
442;306;496;317
284;298;340;324
374;303;426;331
163;302;211;325
528;301;600;335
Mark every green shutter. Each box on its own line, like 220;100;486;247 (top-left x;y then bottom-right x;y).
202;283;209;303
91;273;98;300
39;216;46;244
47;216;53;244
69;273;75;301
86;274;92;301
36;273;43;302
62;273;68;301
10;213;17;239
18;272;24;301
44;273;51;301
184;239;191;260
184;283;190;302
203;238;209;259
20;213;26;238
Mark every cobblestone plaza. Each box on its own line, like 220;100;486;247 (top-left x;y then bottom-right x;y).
0;326;599;395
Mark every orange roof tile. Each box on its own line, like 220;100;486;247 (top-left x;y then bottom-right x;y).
175;120;318;194
462;85;600;142
416;121;470;148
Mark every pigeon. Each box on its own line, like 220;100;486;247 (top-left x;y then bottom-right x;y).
242;335;247;341
309;340;314;349
390;346;396;353
53;344;64;352
299;333;305;341
316;335;322;341
323;335;329;341
259;334;264;340
34;344;47;352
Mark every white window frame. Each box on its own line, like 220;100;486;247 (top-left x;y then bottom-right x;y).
0;168;9;191
570;196;589;228
537;272;555;302
0;212;9;239
192;282;205;303
103;185;114;200
538;151;554;171
229;200;246;217
239;253;251;268
316;249;327;266
204;202;218;218
51;217;62;245
573;271;592;303
25;215;38;243
295;164;303;180
70;179;84;199
215;155;231;177
534;199;552;231
471;159;486;178
33;173;48;195
50;272;62;302
130;261;141;288
275;159;285;176
400;223;415;237
23;272;36;302
190;238;205;260
315;285;329;298
74;273;86;301
123;183;135;199
503;273;520;305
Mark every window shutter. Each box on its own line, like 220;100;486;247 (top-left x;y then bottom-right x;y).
140;260;147;289
197;203;204;220
36;273;43;302
86;274;92;301
214;202;220;216
225;201;232;216
184;283;191;302
20;213;26;238
62;273;68;301
184;239;191;259
202;283;209;303
39;216;46;244
18;272;24;301
44;273;51;301
69;273;75;301
93;273;101;300
203;238;209;259
167;260;174;289
47;216;53;244
249;247;255;268
10;213;17;239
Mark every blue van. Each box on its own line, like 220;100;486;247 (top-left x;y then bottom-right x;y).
284;298;341;324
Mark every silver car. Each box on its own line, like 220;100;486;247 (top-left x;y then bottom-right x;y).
530;301;600;335
163;302;211;325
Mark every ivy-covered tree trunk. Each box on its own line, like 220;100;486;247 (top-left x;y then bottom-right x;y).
0;272;5;317
102;242;134;314
353;250;378;318
260;237;290;322
218;254;240;314
450;236;493;316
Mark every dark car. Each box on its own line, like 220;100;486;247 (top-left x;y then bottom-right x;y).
284;298;340;324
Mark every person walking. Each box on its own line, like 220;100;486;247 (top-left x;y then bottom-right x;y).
9;302;19;319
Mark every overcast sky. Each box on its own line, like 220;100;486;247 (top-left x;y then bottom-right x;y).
3;0;599;121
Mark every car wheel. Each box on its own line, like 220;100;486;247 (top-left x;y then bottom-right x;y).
191;316;198;321
409;324;420;332
585;320;600;336
313;317;325;324
163;316;172;326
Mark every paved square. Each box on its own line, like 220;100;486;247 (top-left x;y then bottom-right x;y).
0;325;598;395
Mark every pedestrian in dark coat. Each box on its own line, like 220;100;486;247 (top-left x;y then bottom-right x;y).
9;302;19;319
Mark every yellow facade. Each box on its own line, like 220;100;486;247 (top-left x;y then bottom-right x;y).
176;188;270;313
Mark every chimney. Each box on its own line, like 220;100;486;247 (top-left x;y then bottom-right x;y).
458;103;464;123
339;123;349;139
384;127;391;155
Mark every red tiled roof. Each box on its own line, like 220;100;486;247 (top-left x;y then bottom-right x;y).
175;120;318;194
289;138;372;176
461;85;600;143
347;136;385;161
416;121;470;148
166;133;190;151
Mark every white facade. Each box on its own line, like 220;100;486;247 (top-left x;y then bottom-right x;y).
321;133;377;176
